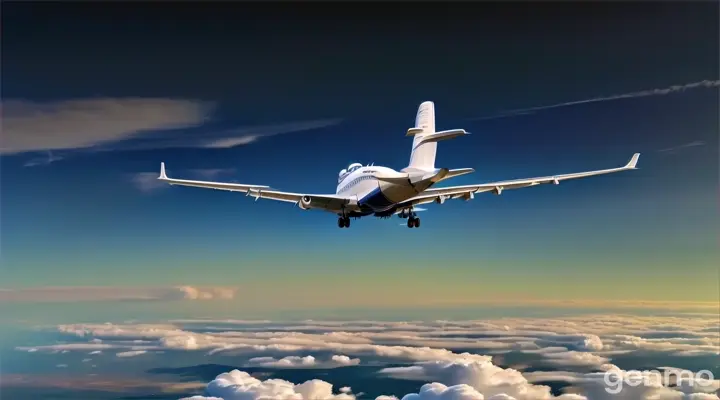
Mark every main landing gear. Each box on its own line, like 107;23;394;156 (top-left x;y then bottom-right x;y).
338;216;351;228
401;208;420;229
407;215;420;229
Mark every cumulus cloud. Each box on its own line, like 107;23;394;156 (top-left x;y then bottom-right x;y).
380;360;573;400
178;369;355;400
0;285;237;303
246;355;360;368
1;98;212;154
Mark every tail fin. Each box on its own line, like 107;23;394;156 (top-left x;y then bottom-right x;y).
408;101;437;170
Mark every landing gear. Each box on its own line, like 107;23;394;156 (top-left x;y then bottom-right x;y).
407;215;421;229
401;208;421;228
337;216;351;228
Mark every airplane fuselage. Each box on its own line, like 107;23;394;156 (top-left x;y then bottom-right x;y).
335;165;436;216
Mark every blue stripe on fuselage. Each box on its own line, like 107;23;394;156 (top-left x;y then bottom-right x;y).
358;187;394;211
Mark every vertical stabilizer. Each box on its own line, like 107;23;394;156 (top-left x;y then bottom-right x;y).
408;101;437;170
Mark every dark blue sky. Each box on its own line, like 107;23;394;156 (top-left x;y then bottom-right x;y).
1;2;718;306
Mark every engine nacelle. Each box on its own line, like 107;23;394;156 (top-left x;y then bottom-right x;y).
298;195;312;210
436;195;447;205
462;192;475;201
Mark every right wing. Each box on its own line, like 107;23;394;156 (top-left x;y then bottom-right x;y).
157;163;354;213
399;153;641;208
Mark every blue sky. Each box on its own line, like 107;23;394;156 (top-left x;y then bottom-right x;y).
1;2;718;311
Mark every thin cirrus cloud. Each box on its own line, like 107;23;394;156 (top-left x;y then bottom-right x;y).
0;97;343;161
471;79;720;121
0;285;237;303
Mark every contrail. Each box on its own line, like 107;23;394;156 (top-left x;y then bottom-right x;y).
471;80;719;121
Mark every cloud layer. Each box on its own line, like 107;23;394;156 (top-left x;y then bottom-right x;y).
17;314;718;399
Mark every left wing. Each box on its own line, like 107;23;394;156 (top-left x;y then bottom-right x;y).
396;153;640;208
157;162;354;213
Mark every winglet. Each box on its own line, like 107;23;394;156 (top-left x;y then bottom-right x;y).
159;162;168;180
625;153;641;169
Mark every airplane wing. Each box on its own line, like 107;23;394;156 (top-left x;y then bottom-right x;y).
397;153;640;208
157;162;354;213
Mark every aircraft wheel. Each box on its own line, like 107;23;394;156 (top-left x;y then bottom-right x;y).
338;217;345;228
407;218;415;228
414;218;420;228
345;217;351;228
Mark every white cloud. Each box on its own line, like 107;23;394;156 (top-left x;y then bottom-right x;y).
380;360;572;400
246;355;360;368
116;350;147;358
1;98;211;154
178;369;355;400
1;98;343;159
16;314;719;400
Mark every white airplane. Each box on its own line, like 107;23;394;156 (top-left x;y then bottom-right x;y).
158;101;640;229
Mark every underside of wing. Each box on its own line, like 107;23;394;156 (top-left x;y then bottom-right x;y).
158;162;354;213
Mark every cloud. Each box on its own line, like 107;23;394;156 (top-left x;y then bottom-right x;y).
116;350;147;358
1;98;343;159
0;285;237;303
1;98;212;154
246;355;360;368
95;118;343;152
197;119;343;149
131;172;167;193
16;315;720;399
178;369;355;400
472;80;720;121
0;373;206;395
658;140;706;154
23;150;64;167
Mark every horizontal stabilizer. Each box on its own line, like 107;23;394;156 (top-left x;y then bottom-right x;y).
406;127;425;136
445;168;475;180
413;129;469;148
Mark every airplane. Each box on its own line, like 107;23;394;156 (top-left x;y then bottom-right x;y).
158;101;640;229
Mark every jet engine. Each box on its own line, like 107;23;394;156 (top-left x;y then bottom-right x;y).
436;195;447;204
298;195;312;210
462;192;474;201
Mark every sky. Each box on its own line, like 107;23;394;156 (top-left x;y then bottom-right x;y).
1;2;718;319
